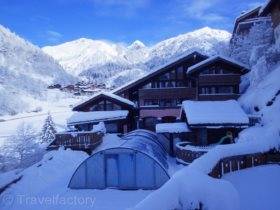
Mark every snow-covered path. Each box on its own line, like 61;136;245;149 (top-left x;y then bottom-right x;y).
223;165;280;210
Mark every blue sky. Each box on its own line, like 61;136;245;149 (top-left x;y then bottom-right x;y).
0;0;263;47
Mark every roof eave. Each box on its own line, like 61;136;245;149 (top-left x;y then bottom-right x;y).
113;51;208;94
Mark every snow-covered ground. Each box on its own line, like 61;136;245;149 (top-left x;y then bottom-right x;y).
224;165;280;210
0;145;152;210
0;89;86;147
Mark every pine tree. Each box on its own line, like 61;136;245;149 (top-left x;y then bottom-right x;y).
41;113;57;144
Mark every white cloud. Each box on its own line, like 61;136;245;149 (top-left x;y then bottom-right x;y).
45;30;63;43
91;0;150;17
184;0;225;22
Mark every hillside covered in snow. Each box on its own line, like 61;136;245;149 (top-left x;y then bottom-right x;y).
43;27;231;87
0;25;76;115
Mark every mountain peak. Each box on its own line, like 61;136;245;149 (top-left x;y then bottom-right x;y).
128;40;146;50
189;27;231;39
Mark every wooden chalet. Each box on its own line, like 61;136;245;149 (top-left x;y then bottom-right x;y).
113;53;249;131
187;56;249;101
232;0;280;43
180;100;250;146
259;0;280;43
70;92;136;133
232;6;271;36
113;51;208;130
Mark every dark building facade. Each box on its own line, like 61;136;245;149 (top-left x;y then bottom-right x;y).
113;53;249;131
70;92;136;133
232;0;280;43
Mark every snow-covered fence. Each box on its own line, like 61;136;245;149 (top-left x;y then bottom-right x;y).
176;142;210;164
175;141;280;177
209;152;268;178
49;131;104;151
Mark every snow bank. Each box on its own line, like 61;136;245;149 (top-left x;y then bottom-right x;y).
0;149;88;207
182;100;249;125
67;110;128;125
132;168;239;210
0;169;21;189
224;165;280;210
156;122;191;133
189;131;280;174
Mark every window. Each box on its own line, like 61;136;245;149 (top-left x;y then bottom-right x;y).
144;99;159;106
106;102;114;110
167;81;175;88
159;81;167;88
105;123;119;133
176;99;183;106
169;70;176;80
159;99;176;107
218;86;234;94
143;83;152;89
177;66;184;79
176;81;185;87
200;67;235;75
90;101;104;111
143;117;158;131
201;69;210;75
159;73;169;80
199;86;235;95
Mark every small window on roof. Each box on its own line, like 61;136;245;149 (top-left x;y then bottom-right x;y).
90;101;105;111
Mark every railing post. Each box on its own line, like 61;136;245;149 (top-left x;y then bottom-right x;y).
221;161;224;176
237;160;240;171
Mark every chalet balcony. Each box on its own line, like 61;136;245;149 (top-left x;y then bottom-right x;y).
198;94;240;101
139;87;196;100
198;74;240;86
49;131;104;151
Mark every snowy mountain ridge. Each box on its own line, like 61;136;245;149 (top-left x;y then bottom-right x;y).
43;27;231;86
0;24;76;115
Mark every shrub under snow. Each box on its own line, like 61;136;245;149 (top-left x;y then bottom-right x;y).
132;168;239;210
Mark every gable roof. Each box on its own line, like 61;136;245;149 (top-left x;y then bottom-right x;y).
73;92;135;111
67;110;129;125
187;56;250;75
113;51;208;94
233;6;262;33
259;0;277;15
181;100;249;127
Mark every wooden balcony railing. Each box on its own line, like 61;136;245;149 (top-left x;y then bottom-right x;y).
176;142;280;179
176;142;210;164
49;131;104;151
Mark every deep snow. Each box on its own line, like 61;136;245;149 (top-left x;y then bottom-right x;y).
0;143;151;210
224;165;280;210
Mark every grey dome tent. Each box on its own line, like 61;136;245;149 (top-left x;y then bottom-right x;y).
69;130;170;190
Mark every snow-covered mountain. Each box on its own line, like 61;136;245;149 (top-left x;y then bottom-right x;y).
43;27;231;86
0;25;76;115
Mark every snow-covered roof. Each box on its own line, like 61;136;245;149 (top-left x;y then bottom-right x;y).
67;110;129;125
182;100;249;126
99;92;135;107
187;55;249;75
156;122;191;133
235;6;261;22
73;91;135;111
259;0;275;15
113;51;208;94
